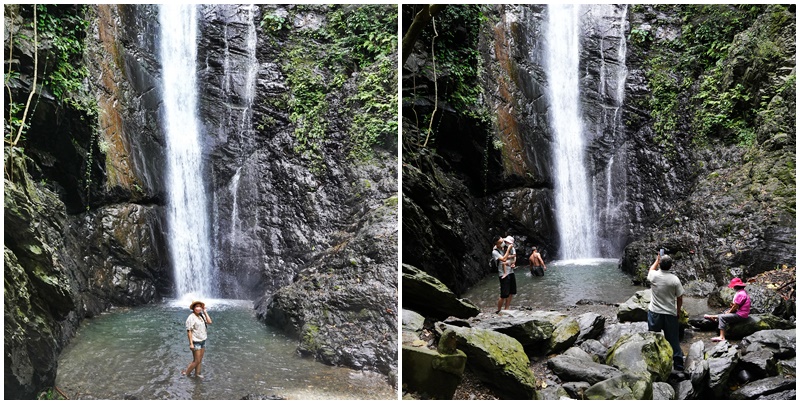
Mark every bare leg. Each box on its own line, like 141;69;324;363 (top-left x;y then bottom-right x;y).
195;348;205;377
497;298;503;313
504;295;513;310
184;348;202;376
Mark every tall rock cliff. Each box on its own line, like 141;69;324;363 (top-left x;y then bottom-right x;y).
402;4;795;296
5;4;398;397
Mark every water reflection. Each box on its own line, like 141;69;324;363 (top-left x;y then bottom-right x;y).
56;301;394;400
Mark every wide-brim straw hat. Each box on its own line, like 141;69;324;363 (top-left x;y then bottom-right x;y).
728;278;746;288
189;301;205;310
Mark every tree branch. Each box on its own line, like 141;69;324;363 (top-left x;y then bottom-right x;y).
401;4;446;66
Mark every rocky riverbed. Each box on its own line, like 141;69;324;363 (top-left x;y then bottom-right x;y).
402;263;796;400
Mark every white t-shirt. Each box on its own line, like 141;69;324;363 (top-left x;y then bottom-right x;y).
186;313;208;341
647;270;684;316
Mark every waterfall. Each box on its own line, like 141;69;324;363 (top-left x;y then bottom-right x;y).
591;4;629;256
545;4;599;259
160;4;217;298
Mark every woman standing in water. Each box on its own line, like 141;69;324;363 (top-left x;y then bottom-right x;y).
182;301;212;378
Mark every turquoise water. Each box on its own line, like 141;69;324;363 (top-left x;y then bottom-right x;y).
55;300;394;400
462;258;642;309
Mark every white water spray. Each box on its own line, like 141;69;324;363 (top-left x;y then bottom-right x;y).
545;4;599;259
160;4;217;298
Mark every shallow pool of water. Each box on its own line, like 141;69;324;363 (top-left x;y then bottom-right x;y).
55;300;395;400
462;258;643;310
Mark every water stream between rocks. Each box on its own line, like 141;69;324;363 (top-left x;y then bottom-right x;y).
55;300;394;400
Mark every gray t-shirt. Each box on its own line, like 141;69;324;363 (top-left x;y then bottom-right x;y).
493;246;515;276
647;270;684;316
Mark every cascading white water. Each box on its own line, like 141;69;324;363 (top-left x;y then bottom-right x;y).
160;4;217;298
545;4;599;259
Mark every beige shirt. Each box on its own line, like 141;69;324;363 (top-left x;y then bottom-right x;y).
186;313;208;341
647;270;684;316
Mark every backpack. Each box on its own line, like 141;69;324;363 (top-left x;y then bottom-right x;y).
489;247;501;272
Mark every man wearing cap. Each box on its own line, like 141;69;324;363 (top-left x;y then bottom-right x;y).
183;301;212;378
646;254;685;371
493;236;516;313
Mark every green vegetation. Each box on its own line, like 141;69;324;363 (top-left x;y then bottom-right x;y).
263;5;397;170
4;4;93;181
638;5;793;151
404;5;490;149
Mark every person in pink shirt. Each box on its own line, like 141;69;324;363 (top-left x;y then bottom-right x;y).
705;278;750;342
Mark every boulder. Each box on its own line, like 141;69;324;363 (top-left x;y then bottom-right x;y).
653;381;675;400
478;311;566;349
401;345;467;399
584;374;653;400
778;358;795;377
740;349;779;378
741;329;796;359
685;341;709;393
605;332;673;383
402;309;426;332
402;265;480;320
562;381;591;399
688;316;718;331
438;324;537;399
730;375;796;399
757;389;796;400
706;341;739;398
598;322;649;347
726;314;795;339
548;317;580;354
580;339;609;363
547;354;623;385
563;346;595;362
575;312;605;343
536;385;571;400
617;290;651;322
674;379;696;400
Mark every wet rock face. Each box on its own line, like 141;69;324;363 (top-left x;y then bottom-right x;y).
256;177;398;375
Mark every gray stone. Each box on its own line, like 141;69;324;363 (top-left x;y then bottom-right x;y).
402;265;481;320
575;312;605;343
438;324;537;399
674;379;696;400
706;341;739;398
584;374;653;400
740;349;779;378
536;385;571;400
562;381;591;399
598;322;649;348
730;375;796;399
580;339;609;362
726;314;795;340
617;290;651;322
757;389;796;400
402;309;426;332
652;381;675;400
478;311;567;349
563;346;595;362
548;317;580;354
402;345;467;399
778;357;796;377
741;329;796;358
605;332;673;383
547;354;623;385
